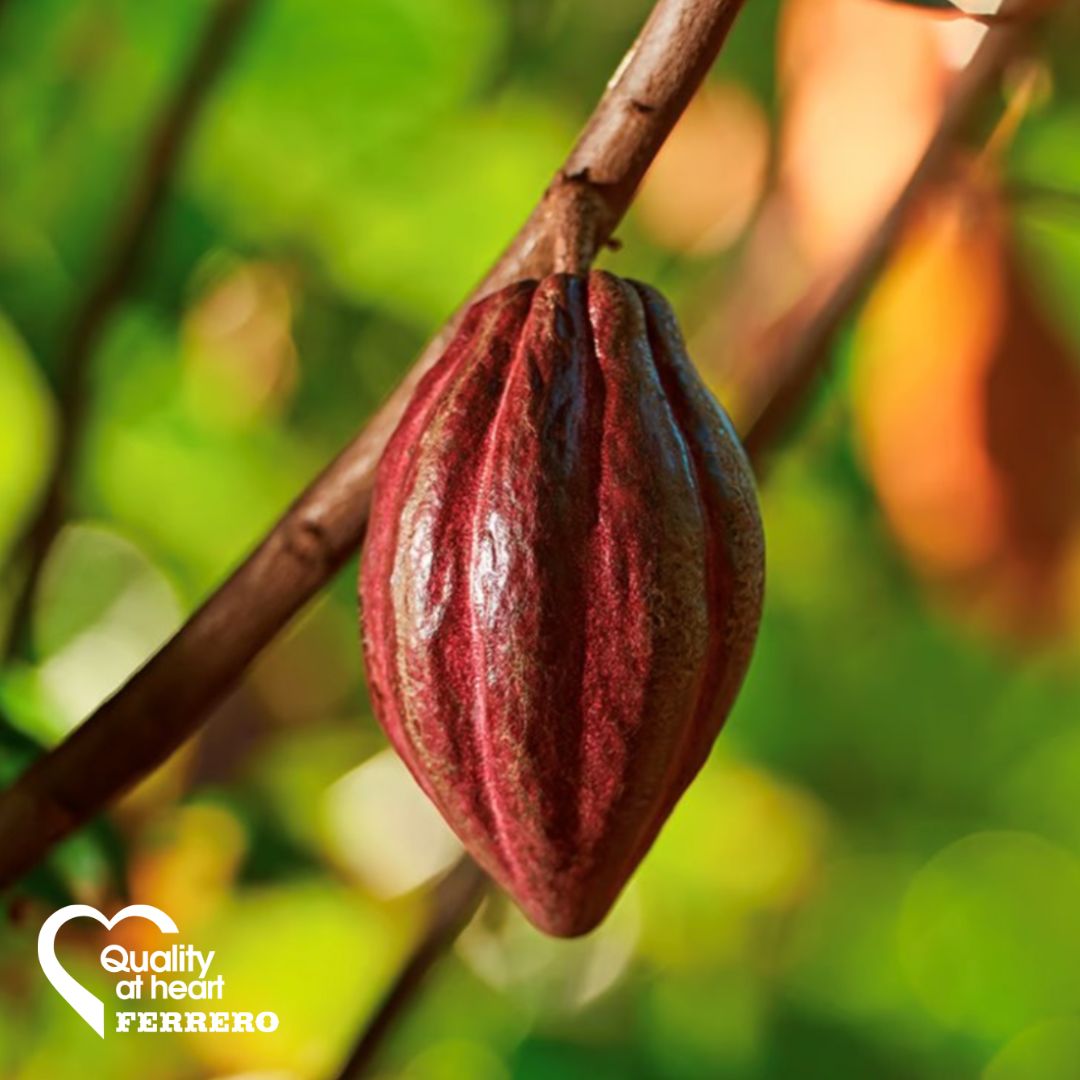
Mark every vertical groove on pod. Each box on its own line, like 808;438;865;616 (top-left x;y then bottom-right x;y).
634;280;764;792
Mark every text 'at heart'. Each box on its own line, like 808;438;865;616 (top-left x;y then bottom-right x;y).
360;270;765;937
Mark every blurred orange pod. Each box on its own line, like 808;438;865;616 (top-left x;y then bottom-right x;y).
779;0;953;265
852;171;1080;642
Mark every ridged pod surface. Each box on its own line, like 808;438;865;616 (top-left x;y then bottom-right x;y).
360;271;764;936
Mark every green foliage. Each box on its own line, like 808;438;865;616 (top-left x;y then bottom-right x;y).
1;0;1079;1077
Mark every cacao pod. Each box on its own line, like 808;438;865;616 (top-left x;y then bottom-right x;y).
360;271;764;936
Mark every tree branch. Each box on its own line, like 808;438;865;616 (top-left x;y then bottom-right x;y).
335;857;489;1080
2;0;261;662
0;0;749;890
739;9;1034;463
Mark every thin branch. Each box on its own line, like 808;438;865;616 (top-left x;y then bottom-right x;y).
2;0;261;661
882;0;1049;26
0;0;749;890
335;857;488;1080
739;9;1034;463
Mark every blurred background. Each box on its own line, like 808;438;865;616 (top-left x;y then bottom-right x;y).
1;0;1080;1076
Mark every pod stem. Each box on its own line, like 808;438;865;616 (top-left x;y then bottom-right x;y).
551;177;602;276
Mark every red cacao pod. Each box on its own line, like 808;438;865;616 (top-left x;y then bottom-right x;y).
360;271;764;936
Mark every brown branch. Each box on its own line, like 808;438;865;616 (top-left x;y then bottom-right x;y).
740;7;1034;464
335;857;488;1080
0;0;749;890
2;0;261;662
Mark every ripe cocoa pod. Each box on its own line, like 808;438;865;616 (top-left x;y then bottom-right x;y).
360;271;764;936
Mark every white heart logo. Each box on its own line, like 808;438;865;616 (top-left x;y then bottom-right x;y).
38;904;179;1038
